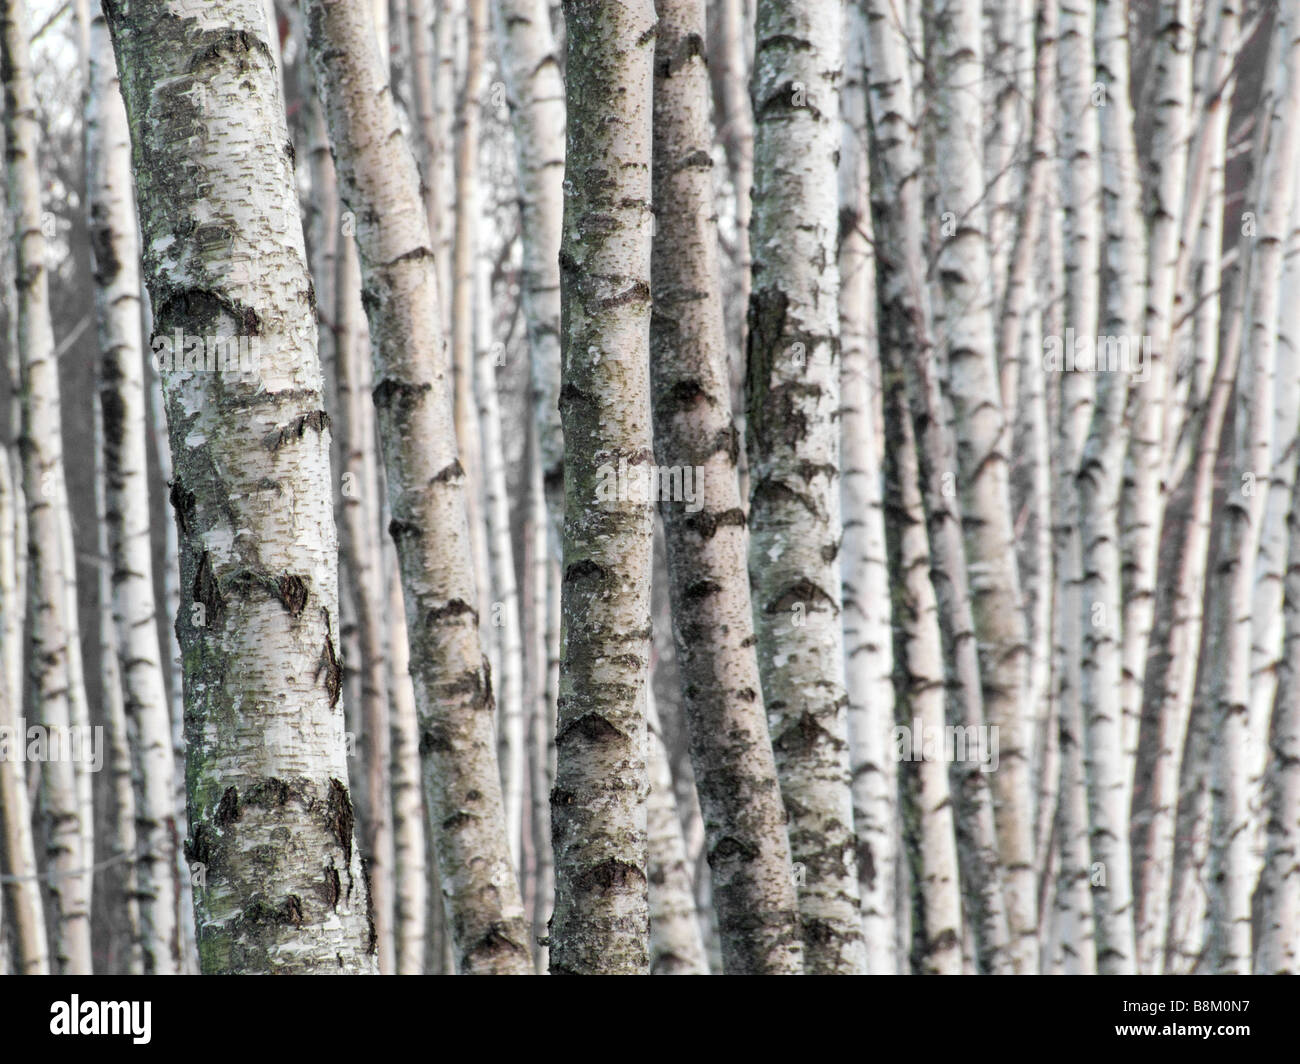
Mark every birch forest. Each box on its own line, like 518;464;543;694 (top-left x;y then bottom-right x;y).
0;0;1298;979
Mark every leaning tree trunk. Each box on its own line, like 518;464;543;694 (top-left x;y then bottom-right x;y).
1206;7;1300;974
87;9;181;974
924;0;1036;973
105;0;375;973
304;0;531;974
1256;438;1300;972
2;0;93;975
650;0;803;976
748;0;866;976
548;0;656;976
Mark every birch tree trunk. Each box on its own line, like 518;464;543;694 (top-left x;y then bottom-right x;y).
304;0;531;974
865;0;1009;973
334;232;395;975
548;0;656;976
1256;445;1300;972
646;690;708;975
106;0;375;974
476;253;525;874
1073;0;1144;976
493;0;565;523
2;0;93;974
1121;0;1193;804
925;0;1036;972
748;0;866;976
1207;8;1300;974
650;0;803;975
87;11;181;974
1134;0;1237;975
0;449;47;974
840;2;896;974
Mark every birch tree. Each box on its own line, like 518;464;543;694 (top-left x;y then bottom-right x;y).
548;0;656;976
105;0;375;974
2;0;93;974
748;0;867;976
87;9;181;974
925;0;1036;972
650;0;803;975
1206;6;1300;974
304;0;531;974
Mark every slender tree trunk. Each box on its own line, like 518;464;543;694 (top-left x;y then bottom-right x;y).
2;0;93;974
748;0;865;975
334;232;396;975
924;0;1036;972
840;3;896;973
87;11;181;974
1207;7;1300;974
476;253;525;874
650;0;803;975
0;449;47;974
548;0;656;976
384;552;426;974
865;0;1010;974
305;0;531;974
646;689;708;975
1256;436;1300;972
494;0;566;525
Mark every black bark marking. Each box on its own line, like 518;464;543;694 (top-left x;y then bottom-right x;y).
169;478;196;534
317;631;342;707
194;551;225;624
327;778;355;867
278;573;308;617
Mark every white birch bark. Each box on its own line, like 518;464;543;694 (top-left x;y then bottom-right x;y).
2;0;93;974
87;11;181;974
1206;7;1300;974
385;553;426;974
1120;0;1193;805
748;0;866;975
334;233;396;974
651;0;803;975
0;448;47;974
865;0;1009;973
494;0;566;525
549;0;655;975
1256;446;1300;972
925;0;1036;972
305;0;531;974
840;3;896;974
106;0;376;973
476;253;525;874
646;690;708;975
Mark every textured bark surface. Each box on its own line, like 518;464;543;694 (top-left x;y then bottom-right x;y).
494;0;565;520
88;10;180;974
646;691;708;975
747;0;865;975
304;0;531;974
549;0;656;976
865;0;1008;974
105;0;375;973
925;0;1036;973
1207;7;1300;975
650;0;802;976
2;0;93;975
0;450;47;974
839;4;896;975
